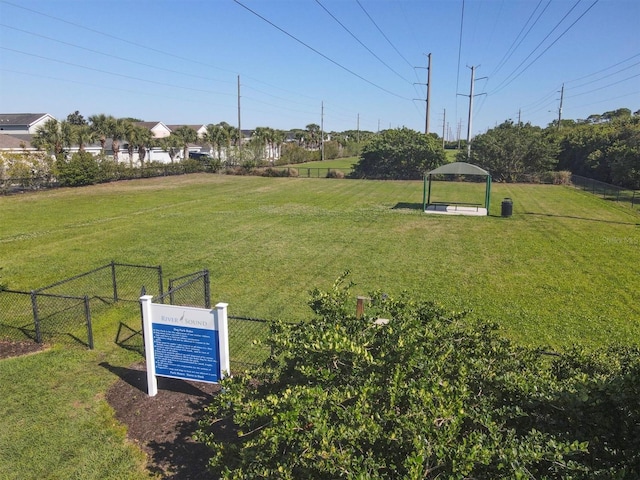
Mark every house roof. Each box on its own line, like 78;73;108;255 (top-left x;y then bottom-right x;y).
427;162;490;176
0;113;52;128
166;124;205;132
135;121;165;129
0;133;32;149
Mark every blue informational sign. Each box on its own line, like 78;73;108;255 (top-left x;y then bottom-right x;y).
140;298;230;396
152;323;220;383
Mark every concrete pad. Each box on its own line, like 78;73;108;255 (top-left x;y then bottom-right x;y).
424;204;487;216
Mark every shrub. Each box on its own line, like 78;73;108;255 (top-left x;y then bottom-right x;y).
326;169;345;179
322;140;340;160
198;274;640;478
56;151;100;186
261;167;298;177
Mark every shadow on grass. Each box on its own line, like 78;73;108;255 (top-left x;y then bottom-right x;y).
523;212;640;226
115;321;144;355
392;202;424;211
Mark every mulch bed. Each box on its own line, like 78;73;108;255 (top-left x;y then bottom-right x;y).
0;340;46;359
104;362;224;479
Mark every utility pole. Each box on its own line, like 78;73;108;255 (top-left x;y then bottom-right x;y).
357;113;360;143
414;53;432;134
557;83;564;130
237;75;242;159
458;66;486;159
442;108;446;149
457;120;462;149
426;53;432;135
466;66;475;159
321;101;325;161
518;108;522;126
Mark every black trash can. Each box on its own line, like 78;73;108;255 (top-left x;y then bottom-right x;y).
501;198;513;217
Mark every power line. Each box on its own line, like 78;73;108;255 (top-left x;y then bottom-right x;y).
314;0;413;85
569;61;640;90
0;0;395;130
488;0;551;79
0;23;234;86
455;0;466;127
355;0;414;70
232;0;410;100
490;0;599;95
0;46;235;97
566;72;640;98
566;54;640;83
0;0;237;76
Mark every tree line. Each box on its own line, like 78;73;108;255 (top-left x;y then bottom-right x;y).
461;107;640;189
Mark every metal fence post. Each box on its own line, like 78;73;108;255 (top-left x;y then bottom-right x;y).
111;260;118;303
169;278;175;305
157;265;164;303
30;291;42;344
84;295;94;349
204;269;211;309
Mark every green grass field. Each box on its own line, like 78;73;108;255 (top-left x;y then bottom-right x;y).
2;173;639;346
1;173;639;478
281;157;358;169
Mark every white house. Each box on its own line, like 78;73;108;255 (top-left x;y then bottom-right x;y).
134;121;172;139
0;113;56;134
166;124;207;138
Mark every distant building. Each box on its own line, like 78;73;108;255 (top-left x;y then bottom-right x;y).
0;113;56;134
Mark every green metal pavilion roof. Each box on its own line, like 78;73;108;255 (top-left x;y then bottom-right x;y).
427;162;490;176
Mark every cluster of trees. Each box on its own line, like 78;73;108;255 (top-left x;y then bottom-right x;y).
29;112;370;168
12;106;640;189
461;108;640;188
197;274;640;478
352;128;446;179
30;112;203;167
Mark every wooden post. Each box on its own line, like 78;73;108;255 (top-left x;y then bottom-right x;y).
356;296;366;319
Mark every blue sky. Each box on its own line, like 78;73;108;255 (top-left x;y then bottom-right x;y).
1;0;638;137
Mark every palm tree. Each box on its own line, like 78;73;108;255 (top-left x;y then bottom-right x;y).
109;118;131;163
253;127;271;162
89;114;112;155
32;119;67;158
273;129;287;162
125;124;152;167
305;123;321;149
74;124;96;152
172;125;198;161
203;123;225;160
158;135;180;164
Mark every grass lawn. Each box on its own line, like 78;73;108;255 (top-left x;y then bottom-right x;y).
1;173;639;478
280;157;358;170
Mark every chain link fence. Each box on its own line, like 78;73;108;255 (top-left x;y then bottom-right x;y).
571;175;639;211
0;262;163;348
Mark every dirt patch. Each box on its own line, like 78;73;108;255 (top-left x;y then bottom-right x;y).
103;362;223;479
0;340;46;359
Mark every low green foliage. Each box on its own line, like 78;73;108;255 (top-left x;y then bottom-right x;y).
56;151;101;186
197;275;640;479
353;127;446;179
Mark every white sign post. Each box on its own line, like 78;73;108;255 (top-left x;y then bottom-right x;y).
140;295;230;397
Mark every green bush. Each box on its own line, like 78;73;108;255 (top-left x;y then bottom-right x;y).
56;151;101;186
353;127;445;180
197;274;640;478
278;144;322;165
326;169;345;178
260;167;298;177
